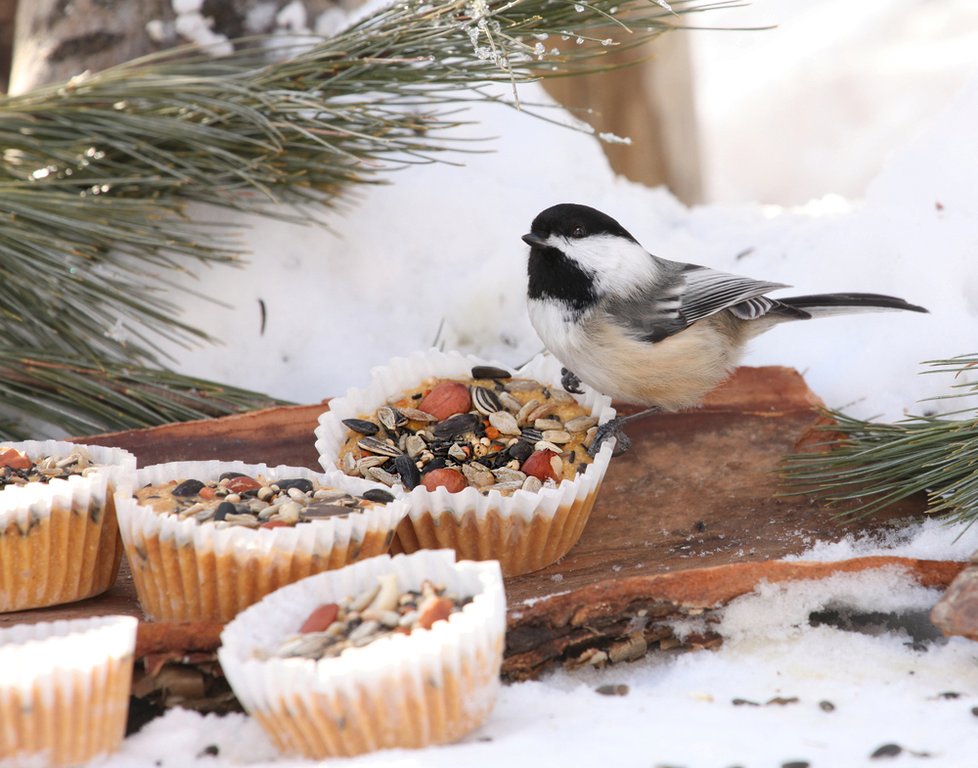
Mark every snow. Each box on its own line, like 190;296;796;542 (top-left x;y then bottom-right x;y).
150;47;978;423
104;564;978;767
54;1;978;765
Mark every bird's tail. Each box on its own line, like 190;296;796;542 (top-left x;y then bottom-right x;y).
775;292;928;319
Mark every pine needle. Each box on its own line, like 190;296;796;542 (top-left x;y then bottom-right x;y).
0;0;735;438
782;354;978;531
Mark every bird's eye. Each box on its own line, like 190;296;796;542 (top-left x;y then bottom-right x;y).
570;225;586;238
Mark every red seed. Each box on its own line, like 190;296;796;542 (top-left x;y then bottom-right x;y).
421;468;467;493
418;381;471;420
0;447;32;470
225;475;262;493
299;603;339;633
521;449;561;482
260;520;291;529
416;596;454;630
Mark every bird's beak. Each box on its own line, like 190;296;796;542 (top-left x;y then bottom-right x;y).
522;232;548;248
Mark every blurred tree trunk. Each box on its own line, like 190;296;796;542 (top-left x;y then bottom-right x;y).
9;0;175;94
543;32;703;205
0;0;15;92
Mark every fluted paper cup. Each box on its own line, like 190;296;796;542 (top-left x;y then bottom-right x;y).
0;441;136;612
219;550;505;759
315;349;615;575
115;460;407;623
0;615;137;767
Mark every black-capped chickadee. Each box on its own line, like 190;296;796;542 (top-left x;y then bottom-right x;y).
522;203;927;452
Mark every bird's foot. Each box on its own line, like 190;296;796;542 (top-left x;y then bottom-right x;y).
560;367;585;395
587;407;661;458
587;416;631;457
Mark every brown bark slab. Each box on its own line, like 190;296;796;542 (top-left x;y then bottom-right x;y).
0;367;955;687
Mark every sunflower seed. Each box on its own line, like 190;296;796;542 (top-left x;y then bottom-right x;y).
377;406;405;432
528;402;558;422
498;391;522;413
492;467;526;483
357;436;404;458
565;415;598;433
472;386;504;416
461;462;495;487
516;398;540;425
504;378;540;392
535;418;564;431
361;488;395;503
482;480;524;494
366;467;400;486
489;410;520;435
356;456;388;471
405;434;427;458
522;476;543;493
448;443;468;462
471;365;512;380
399;407;437;422
343;418;379;436
393;454;421;490
433;412;481;439
542;430;572;444
302;502;352;520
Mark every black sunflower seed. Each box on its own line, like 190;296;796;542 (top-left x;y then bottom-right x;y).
506;441;533;463
213;501;236;522
471;365;511;380
361;488;395;503
519;427;543;443
434;412;481;440
219;471;248;481
393;454;421;490
421;457;449;474
302;501;353;520
274;478;313;494
172;479;206;497
343;418;380;436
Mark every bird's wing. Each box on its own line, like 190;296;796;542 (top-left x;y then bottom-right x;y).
605;262;794;344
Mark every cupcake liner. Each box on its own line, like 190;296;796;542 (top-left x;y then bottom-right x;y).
115;460;408;622
219;550;505;759
0;441;136;612
314;349;616;575
0;615;137;767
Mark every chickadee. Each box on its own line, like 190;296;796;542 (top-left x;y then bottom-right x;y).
522;203;927;452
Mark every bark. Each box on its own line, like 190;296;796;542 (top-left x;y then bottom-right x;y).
542;33;703;205
9;0;173;93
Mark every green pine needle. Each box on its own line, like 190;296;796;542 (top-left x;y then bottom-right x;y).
782;354;978;530
0;0;738;439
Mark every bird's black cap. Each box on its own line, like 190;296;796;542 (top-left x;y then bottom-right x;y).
525;203;639;244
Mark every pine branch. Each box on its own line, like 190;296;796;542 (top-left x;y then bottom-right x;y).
782;354;978;530
0;348;286;441
0;0;738;438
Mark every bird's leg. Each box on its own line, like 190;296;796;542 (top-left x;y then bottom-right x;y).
587;407;661;457
560;367;585;395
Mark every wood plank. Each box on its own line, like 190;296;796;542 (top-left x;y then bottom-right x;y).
0;366;946;683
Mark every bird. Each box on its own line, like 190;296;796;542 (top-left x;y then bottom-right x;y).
521;202;928;454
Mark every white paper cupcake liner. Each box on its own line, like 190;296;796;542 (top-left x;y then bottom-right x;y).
0;473;126;613
219;550;505;759
0;615;137;767
314;349;616;575
1;440;137;491
115;460;408;622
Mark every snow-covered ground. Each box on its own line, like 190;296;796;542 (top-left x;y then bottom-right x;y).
92;2;978;765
